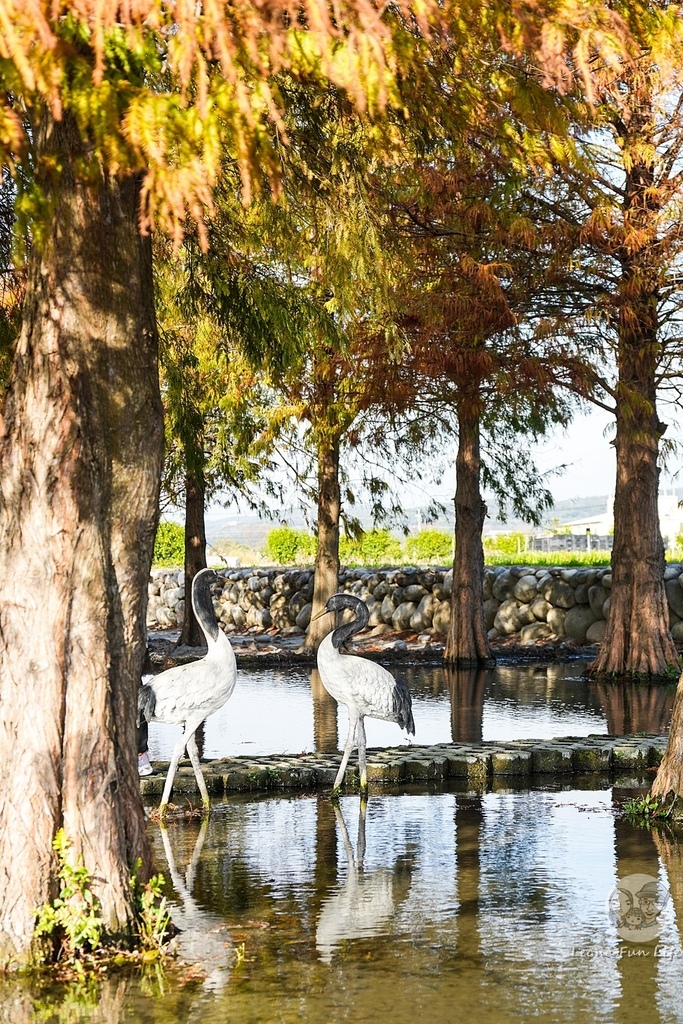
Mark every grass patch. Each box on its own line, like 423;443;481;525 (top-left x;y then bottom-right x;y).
484;551;612;567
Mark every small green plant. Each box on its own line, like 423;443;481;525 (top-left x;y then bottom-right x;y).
483;532;528;557
34;831;173;969
153;520;185;567
623;793;676;826
130;860;173;955
34;830;106;962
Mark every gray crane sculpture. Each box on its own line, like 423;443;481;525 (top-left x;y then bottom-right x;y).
138;567;237;818
315;593;415;795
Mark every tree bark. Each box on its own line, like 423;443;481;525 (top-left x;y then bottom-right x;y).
649;673;683;801
444;394;493;667
0;113;162;965
304;437;341;650
589;156;678;680
178;474;208;647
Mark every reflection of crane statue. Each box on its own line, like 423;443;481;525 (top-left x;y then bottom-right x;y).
138;568;237;818
316;800;412;963
159;818;233;990
314;594;415;794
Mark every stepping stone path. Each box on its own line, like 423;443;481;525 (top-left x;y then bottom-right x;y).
139;734;668;800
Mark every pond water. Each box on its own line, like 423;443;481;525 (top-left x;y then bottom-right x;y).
146;660;675;762
8;783;683;1024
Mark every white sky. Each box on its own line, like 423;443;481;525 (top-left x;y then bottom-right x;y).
198;405;683;531
532;407;617;503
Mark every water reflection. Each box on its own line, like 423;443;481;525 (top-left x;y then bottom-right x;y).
149;660;673;761
158;818;233;990
316;800;413;962
310;669;338;753
4;786;683;1023
447;667;487;742
595;682;674;737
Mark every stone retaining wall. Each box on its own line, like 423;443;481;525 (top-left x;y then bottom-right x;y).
139;734;667;800
148;563;683;645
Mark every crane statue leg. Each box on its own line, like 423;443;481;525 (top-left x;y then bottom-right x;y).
333;711;360;793
160;733;189;819
357;718;368;794
186;730;211;812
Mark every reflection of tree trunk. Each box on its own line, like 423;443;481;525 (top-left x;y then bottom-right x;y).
314;796;339;910
652;830;683;951
445;394;492;667
179;473;208;647
612;811;661;1022
310;669;338;752
455;796;483;975
596;682;674;737
0;976;131;1024
446;667;488;743
0;112;159;963
305;436;341;651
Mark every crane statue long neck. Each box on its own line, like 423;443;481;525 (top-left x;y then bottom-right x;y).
327;594;369;650
191;569;220;644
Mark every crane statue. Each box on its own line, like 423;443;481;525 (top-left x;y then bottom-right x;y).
138;567;236;818
315;593;415;795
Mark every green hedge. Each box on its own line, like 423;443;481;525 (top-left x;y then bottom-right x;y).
153;520;185;567
404;528;452;563
263;525;615;568
264;526;317;565
339;529;404;567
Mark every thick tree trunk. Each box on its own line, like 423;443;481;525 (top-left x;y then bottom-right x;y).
588;397;676;679
589;173;677;679
304;437;341;650
178;474;208;647
0;114;163;965
444;395;493;667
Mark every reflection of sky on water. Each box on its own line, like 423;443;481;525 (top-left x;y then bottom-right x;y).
148;788;683;1024
16;786;683;1024
147;659;615;761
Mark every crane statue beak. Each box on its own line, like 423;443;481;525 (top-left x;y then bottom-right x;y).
310;607;331;622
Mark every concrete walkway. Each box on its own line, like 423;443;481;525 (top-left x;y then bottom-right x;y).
139;733;667;801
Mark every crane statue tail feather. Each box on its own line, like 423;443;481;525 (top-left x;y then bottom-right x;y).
393;680;415;735
137;684;156;727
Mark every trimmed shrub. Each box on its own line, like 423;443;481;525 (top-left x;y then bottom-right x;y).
404;529;452;564
340;529;403;567
265;526;316;565
153;520;185;567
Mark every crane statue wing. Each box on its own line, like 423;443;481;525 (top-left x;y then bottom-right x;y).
334;654;415;734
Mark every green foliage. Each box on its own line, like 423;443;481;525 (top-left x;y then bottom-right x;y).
339;529;403;567
622;794;675;828
153;520;185;567
265;527;316;565
484;532;528;556
404;529;452;564
34;831;172;968
129;861;172;955
484;551;611;567
34;831;105;962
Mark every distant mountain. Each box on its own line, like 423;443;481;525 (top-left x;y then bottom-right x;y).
203;492;628;548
